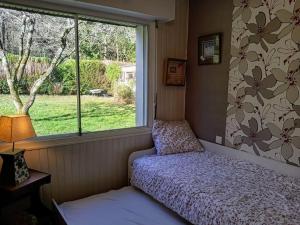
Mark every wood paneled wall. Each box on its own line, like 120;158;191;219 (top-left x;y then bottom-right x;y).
156;0;189;120
24;132;152;205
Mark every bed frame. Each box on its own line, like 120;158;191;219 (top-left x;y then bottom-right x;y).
52;140;300;225
52;147;155;225
52;199;68;225
200;140;300;178
128;148;155;183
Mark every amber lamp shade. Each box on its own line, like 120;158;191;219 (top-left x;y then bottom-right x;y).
0;115;36;185
0;115;36;151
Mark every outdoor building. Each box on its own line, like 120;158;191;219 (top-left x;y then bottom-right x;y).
119;64;136;84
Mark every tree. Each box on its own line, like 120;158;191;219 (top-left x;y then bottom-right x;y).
0;7;136;115
79;21;136;62
0;8;74;114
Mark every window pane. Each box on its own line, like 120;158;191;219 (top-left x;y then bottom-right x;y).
78;20;137;132
0;7;77;136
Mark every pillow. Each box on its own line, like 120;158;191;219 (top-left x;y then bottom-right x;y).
152;120;204;155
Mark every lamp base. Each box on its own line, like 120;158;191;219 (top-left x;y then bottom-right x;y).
0;149;30;186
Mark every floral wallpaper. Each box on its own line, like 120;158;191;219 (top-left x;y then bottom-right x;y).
226;0;300;166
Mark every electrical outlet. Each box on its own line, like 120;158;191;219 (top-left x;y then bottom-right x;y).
215;136;222;144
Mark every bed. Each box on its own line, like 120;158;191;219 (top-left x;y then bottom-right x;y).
131;150;300;225
52;148;191;225
53;141;300;225
55;186;189;225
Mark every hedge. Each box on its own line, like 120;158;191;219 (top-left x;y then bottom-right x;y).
0;58;111;95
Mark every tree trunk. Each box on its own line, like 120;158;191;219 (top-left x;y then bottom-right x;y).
5;69;24;114
116;43;119;62
1;19;5;50
0;42;24;113
1;15;73;115
104;36;107;60
14;15;27;77
16;17;35;82
7;78;24;114
22;26;73;114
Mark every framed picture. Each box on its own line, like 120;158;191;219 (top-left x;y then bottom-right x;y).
198;33;222;65
165;58;187;86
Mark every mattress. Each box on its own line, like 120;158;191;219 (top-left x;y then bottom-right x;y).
131;151;300;225
59;186;190;225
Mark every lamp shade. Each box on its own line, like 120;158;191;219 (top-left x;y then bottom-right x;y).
0;115;36;143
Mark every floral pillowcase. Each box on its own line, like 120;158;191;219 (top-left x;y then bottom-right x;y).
152;120;204;155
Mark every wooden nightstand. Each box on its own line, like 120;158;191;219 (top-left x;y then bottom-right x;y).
0;169;51;224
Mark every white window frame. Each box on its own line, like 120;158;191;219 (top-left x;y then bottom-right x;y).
135;25;148;127
0;2;154;147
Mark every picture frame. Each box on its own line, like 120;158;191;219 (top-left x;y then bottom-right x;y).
165;58;187;86
198;33;222;65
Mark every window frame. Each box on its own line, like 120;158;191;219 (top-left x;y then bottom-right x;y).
0;3;153;142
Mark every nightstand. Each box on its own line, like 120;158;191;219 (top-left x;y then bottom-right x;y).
0;169;51;224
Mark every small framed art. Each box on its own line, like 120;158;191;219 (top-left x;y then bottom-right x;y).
165;58;187;86
198;33;222;65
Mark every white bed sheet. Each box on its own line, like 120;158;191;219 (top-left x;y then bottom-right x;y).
59;186;189;225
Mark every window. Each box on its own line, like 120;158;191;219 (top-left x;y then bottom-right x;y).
0;4;147;136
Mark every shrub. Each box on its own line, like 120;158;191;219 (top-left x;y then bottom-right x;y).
0;78;9;94
0;55;113;95
25;73;54;95
52;83;64;95
54;59;76;95
79;59;107;94
106;63;121;83
115;84;134;104
56;59;110;95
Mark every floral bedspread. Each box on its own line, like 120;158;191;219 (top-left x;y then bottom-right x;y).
131;151;300;225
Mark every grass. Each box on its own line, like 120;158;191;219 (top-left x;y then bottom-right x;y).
0;95;135;136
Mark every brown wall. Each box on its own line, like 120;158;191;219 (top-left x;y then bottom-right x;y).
185;0;233;143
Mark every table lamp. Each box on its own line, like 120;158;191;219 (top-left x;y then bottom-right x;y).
0;115;36;186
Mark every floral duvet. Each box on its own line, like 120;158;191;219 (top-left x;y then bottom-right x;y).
131;151;300;225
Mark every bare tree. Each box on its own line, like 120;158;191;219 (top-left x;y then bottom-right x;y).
0;9;73;114
79;21;136;62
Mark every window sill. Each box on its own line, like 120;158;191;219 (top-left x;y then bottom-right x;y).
0;126;152;152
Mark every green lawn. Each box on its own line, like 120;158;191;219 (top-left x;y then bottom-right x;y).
0;95;135;136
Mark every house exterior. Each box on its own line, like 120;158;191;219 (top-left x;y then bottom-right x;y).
119;64;136;85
